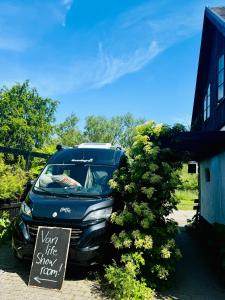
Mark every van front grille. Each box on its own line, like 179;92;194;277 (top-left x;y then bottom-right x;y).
27;224;83;244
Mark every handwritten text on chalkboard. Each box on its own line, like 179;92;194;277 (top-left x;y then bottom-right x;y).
29;227;71;290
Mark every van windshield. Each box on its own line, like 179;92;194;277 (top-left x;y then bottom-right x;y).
34;164;115;197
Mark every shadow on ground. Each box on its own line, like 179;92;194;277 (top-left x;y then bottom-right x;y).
0;242;31;284
158;226;225;300
1;215;225;300
0;243;104;300
0;242;97;285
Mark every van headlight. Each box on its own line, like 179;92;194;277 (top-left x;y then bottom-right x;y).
20;202;32;217
83;207;112;221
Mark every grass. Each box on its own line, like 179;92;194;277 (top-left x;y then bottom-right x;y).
175;189;198;210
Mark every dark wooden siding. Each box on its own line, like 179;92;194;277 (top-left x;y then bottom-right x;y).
192;16;225;132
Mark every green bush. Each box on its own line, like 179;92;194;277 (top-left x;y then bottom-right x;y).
175;164;198;210
30;144;56;177
105;253;154;300
0;211;12;242
0;156;27;202
104;122;185;299
177;164;198;190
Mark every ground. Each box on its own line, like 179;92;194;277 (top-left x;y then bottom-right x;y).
0;245;103;300
1;211;225;300
159;211;225;300
176;190;198;210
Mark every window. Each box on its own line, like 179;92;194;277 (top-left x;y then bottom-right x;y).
218;54;224;101
205;168;210;182
203;84;210;121
34;163;116;197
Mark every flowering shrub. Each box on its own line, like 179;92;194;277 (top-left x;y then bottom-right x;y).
104;122;185;299
105;252;154;300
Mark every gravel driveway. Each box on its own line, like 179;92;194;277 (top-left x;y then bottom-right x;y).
0;243;103;300
1;210;225;300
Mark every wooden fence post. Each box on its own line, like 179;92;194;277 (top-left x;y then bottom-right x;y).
25;153;31;171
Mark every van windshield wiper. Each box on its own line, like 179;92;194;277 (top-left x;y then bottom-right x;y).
34;187;102;199
63;192;102;199
34;187;71;198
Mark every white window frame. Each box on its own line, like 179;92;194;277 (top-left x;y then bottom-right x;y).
218;54;224;102
203;84;210;121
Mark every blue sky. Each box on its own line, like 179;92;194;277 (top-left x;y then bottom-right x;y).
0;0;224;128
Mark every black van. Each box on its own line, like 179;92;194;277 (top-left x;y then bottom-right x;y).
12;143;125;266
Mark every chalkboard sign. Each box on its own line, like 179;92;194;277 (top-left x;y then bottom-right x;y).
29;226;71;290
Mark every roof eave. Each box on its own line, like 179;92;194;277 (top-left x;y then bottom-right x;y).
205;7;225;37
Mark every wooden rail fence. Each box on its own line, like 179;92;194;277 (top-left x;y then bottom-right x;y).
0;202;21;218
0;146;50;170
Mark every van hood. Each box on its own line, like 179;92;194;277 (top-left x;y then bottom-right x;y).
27;190;113;221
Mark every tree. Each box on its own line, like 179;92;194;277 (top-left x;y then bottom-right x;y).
84;115;122;144
84;113;145;148
54;113;84;147
0;155;27;201
0;81;58;151
119;113;146;148
178;164;198;190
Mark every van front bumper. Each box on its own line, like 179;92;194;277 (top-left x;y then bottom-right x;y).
12;216;112;266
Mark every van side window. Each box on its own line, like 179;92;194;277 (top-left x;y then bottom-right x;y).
205;168;210;182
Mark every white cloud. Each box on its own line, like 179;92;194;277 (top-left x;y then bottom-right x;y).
0;0;213;95
0;36;31;51
93;41;162;88
60;0;73;26
49;0;203;93
61;0;73;11
23;41;161;96
76;1;205;92
118;0;168;29
0;0;73;51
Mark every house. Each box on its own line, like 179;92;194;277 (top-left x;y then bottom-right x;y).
191;7;225;225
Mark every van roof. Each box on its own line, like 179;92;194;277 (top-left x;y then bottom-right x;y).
78;143;112;149
48;147;125;166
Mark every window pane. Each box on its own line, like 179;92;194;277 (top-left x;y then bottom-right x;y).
207;85;210;107
204;98;206;110
219;54;224;71
207;105;210;119
218;84;224;100
204;109;206;121
205;168;210;182
219;70;224;85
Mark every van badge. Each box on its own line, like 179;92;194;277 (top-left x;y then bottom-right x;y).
60;207;71;213
52;212;57;218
